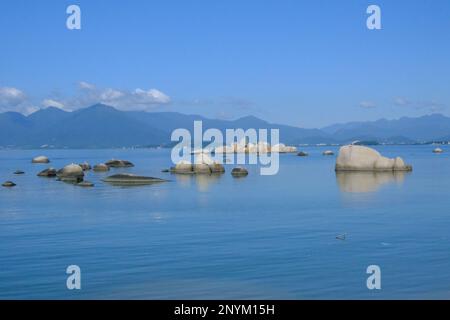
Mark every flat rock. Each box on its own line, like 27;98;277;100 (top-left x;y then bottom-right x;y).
102;173;168;185
105;159;134;168
231;167;249;177
14;170;25;175
297;151;308;157
2;181;16;187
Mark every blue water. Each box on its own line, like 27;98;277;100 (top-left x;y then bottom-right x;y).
1;146;450;299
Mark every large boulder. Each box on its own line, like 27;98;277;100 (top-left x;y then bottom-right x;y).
57;164;84;182
32;156;50;163
335;145;412;172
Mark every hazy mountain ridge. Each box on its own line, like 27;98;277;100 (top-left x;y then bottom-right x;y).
1;104;450;148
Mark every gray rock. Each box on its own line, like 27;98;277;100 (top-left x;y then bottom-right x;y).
14;170;25;175
297;151;308;157
57;164;84;183
93;163;110;172
102;173;168;186
105;159;134;168
2;181;16;187
231;167;249;177
37;168;57;177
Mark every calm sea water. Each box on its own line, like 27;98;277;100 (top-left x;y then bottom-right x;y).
1;145;449;299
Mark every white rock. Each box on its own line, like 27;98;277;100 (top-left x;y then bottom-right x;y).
433;148;443;153
32;156;50;163
335;145;412;172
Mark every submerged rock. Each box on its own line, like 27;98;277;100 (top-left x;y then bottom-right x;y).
102;173;168;185
297;151;309;157
93;163;110;172
32;156;50;163
323;150;334;156
433;148;444;153
231;167;249;177
335;145;412;172
14;170;25;175
2;181;16;187
57;164;84;183
105;159;134;168
77;181;94;187
37;168;57;177
79;162;92;171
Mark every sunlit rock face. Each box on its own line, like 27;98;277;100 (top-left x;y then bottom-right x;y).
335;145;412;172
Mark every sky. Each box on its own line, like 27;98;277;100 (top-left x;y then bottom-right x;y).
1;0;450;128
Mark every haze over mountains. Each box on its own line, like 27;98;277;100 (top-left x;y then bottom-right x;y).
1;104;450;148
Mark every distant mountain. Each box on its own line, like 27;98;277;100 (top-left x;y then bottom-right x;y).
0;104;332;148
1;104;450;148
321;114;450;143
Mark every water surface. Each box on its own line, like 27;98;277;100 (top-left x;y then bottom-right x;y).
1;146;449;299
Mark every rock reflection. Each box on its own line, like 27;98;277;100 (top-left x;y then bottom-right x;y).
336;171;408;193
195;173;222;192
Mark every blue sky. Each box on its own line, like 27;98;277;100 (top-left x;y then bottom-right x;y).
1;0;450;127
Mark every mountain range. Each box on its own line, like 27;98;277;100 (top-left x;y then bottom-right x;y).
1;103;450;148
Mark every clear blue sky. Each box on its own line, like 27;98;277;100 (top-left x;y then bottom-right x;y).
1;0;450;127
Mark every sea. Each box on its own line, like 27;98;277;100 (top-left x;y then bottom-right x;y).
1;145;449;299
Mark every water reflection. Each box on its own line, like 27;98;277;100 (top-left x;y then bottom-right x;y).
336;171;408;193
